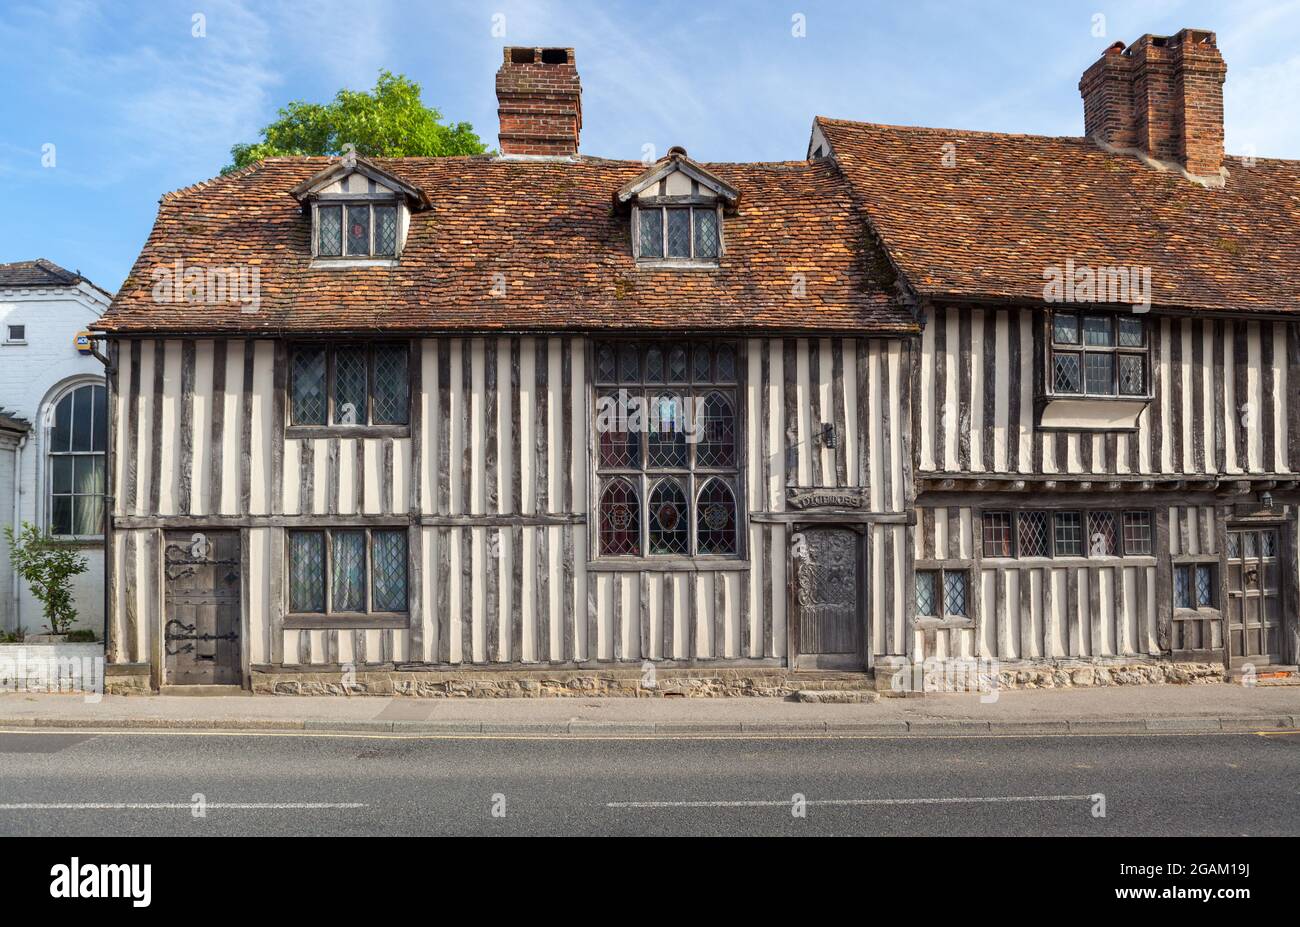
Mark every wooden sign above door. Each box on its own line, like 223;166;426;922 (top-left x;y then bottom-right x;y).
786;488;870;511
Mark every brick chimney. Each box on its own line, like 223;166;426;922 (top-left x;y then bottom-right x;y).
1080;29;1226;178
495;47;582;156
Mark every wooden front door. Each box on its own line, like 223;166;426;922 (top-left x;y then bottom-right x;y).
791;525;864;669
163;530;242;685
1226;527;1283;667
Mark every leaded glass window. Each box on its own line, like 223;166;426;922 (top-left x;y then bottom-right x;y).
1087;511;1117;556
288;528;408;617
289;343;409;427
915;569;967;618
1049;311;1148;398
633;205;723;262
695;478;737;554
315;201;401;258
47;383;106;537
915;571;938;616
982;511;1013;557
1018;511;1049;557
648;479;689;554
943;570;968;616
1174;564;1215;609
1122;511;1152;555
1054;511;1083;557
318;205;342;256
594;341;741;557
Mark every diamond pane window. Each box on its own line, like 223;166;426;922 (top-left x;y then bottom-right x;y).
647;394;687;468
666;208;691;258
371;530;408;612
1087;511;1117;556
1084;353;1113;395
598;397;642;468
982;511;1013;557
943;571;968;616
637;208;663;258
374;206;398;256
600;478;641;555
694;208;719;258
1195;565;1214;608
1118;354;1145;395
334;347;368;425
291;347;327;424
1053;313;1079;344
596;344;617;383
346;205;371;256
645;347;665;383
696;478;737;554
318;205;342;256
668;346;688;382
1262;531;1277;557
289;532;326;613
47;384;107;538
372;345;409;424
648;479;689;554
1174;565;1192;608
1122;511;1152;555
331;531;367;612
1053;353;1081;392
916;572;938;616
1018;511;1049;557
1118;316;1145;347
1054;512;1083;557
715;344;736;382
619;343;640;382
696;392;736;468
692;343;711;381
1083;316;1113;346
1227;532;1240;557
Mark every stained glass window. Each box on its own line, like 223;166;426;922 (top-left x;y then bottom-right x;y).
1050;312;1148;398
599;479;640;555
291;347;327;425
646;394;687;468
695;478;737;554
331;531;367;612
289;532;326;612
648;479;689;554
48;383;106;537
346;205;370;256
318;205;342;256
696;392;736;468
694;208;719;259
637;208;663;259
371;530;408;612
374;206;398;256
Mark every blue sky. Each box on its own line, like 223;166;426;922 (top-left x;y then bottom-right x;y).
2;0;1298;292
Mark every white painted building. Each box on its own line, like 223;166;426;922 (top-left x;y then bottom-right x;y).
0;260;113;636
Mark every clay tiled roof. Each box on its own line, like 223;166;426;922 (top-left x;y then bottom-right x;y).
0;259;110;298
817;118;1300;315
95;155;916;336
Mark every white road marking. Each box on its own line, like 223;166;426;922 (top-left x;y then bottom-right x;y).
0;802;366;810
608;795;1095;808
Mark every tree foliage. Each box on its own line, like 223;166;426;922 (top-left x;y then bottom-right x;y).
224;70;486;173
4;522;89;635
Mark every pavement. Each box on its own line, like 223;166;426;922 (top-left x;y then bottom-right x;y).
3;683;1300;737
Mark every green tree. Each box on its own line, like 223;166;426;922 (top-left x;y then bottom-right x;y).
223;70;487;173
4;522;89;636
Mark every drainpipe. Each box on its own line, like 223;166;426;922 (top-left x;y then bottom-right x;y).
88;338;113;654
11;431;26;632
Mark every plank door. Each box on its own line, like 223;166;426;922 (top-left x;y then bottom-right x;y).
163;530;242;685
791;525;864;669
1225;527;1283;667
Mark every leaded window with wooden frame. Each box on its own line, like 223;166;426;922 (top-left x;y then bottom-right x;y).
1174;563;1216;610
315;202;399;259
980;509;1154;559
915;568;968;618
633;206;723;262
290;343;409;428
594;341;740;558
1049;311;1149;398
47;382;107;538
288;528;408;617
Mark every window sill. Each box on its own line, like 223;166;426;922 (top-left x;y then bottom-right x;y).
1037;397;1150;432
634;259;720;270
1173;607;1221;621
309;258;398;270
286;424;410;440
914;615;973;630
980;555;1158;567
46;536;105;549
283;613;409;630
587;558;746;572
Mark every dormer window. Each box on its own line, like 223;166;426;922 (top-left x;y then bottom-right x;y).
635;206;720;261
291;153;429;267
316;203;398;258
616;146;738;268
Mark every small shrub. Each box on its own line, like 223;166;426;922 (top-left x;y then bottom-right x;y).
65;629;99;643
4;522;88;636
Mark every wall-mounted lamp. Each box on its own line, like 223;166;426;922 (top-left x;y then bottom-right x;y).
819;423;837;449
1261;491;1274;511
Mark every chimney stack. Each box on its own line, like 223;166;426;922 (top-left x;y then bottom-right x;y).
1080;29;1226;178
495;47;582;157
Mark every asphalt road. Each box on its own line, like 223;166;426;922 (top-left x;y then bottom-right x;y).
1;729;1297;836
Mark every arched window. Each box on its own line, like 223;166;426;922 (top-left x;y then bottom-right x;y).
696;391;736;468
599;478;640;556
696;478;737;554
48;382;106;537
648;479;688;554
